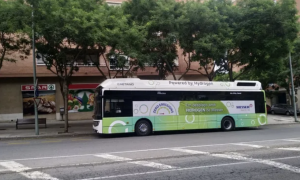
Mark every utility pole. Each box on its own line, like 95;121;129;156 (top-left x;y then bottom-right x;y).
32;4;39;135
289;51;298;122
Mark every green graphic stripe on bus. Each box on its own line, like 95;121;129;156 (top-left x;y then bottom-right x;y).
133;100;255;116
101;113;267;134
179;101;229;115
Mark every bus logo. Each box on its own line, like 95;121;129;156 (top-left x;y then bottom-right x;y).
236;106;250;109
153;103;174;114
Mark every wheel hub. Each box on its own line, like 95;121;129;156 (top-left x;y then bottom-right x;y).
139;124;148;132
224;120;232;129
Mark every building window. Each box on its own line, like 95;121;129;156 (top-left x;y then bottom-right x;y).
68;54;98;67
36;52;99;66
36;53;48;65
107;2;121;6
109;55;130;70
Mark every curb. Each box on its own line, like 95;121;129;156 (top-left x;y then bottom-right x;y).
0;132;96;141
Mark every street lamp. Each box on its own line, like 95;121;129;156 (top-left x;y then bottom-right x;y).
289;51;299;122
32;4;39;134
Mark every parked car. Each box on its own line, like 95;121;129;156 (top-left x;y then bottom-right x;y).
266;104;271;113
271;104;300;116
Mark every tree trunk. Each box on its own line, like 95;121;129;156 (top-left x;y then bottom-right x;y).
63;80;69;133
165;59;176;80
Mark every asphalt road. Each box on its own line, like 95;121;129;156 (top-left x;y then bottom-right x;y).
1;124;300;180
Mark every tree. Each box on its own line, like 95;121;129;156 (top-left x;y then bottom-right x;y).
277;38;300;105
0;0;30;70
86;4;146;79
123;0;184;80
217;0;298;81
178;0;232;81
31;0;109;133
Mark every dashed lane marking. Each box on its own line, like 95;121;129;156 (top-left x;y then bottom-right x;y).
0;161;59;180
41;140;62;143
71;139;91;141
95;154;175;170
7;142;30;145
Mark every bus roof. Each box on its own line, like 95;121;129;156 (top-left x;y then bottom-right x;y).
98;78;262;91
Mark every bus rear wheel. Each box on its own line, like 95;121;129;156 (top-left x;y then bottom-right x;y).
135;120;152;136
221;117;235;131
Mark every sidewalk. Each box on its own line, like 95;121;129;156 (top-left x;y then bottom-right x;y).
0;120;95;140
267;114;300;124
0;115;299;140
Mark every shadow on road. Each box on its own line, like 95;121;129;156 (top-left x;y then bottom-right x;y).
98;127;262;139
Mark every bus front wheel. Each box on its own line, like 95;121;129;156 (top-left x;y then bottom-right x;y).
135;120;152;136
221;117;235;131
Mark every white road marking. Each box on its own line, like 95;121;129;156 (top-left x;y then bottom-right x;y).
0;169;9;173
95;154;175;170
1;137;300;163
283;139;300;142
95;154;130;161
277;147;300;151
232;143;265;148
0;161;59;180
171;148;300;174
77;155;300;180
77;162;251;180
170;148;209;155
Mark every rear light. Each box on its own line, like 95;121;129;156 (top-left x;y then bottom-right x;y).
93;121;99;126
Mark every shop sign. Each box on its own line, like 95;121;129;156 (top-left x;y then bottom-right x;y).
21;84;56;91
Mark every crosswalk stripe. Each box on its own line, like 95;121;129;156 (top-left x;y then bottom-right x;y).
0;161;59;180
170;148;300;174
170;148;209;155
95;154;130;161
95;154;175;170
231;143;265;148
277;147;300;151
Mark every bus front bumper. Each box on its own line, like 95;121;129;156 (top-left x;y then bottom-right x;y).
93;120;102;133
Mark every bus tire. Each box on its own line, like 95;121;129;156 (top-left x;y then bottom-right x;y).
221;117;235;131
135;120;152;136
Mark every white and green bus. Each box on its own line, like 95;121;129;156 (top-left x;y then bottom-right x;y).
92;78;267;136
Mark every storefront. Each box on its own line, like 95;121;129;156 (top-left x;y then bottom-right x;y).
0;73;105;122
21;84;56;116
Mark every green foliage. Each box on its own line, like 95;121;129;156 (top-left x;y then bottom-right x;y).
276;38;300;97
214;0;299;81
123;0;184;80
0;0;31;70
178;0;232;81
